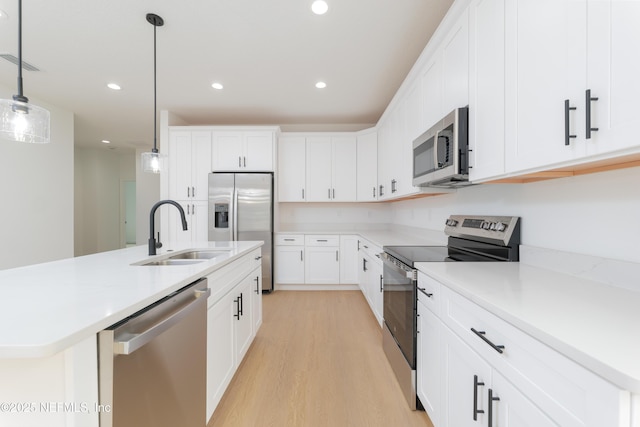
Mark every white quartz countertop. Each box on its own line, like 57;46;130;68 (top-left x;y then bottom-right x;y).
415;261;640;392
0;241;262;359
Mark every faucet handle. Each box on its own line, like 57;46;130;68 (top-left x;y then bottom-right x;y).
155;232;163;249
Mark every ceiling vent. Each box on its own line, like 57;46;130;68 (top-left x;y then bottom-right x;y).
0;54;40;71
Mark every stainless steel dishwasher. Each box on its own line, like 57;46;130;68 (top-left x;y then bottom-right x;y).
98;278;210;427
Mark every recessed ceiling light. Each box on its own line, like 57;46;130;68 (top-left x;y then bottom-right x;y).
311;0;329;15
101;140;111;144
315;81;327;89
107;83;121;90
211;82;224;90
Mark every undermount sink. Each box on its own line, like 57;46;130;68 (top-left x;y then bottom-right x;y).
140;259;206;266
168;250;229;260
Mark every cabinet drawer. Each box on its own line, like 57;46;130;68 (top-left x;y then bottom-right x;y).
417;271;440;317
358;238;382;260
305;235;339;246
276;234;304;246
440;285;624;427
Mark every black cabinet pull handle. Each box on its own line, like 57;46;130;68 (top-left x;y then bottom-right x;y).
239;293;243;316
471;328;505;354
254;276;260;294
488;388;500;427
586;89;599;139
234;298;240;320
564;99;577;146
363;258;368;272
379;274;383;292
418;287;433;298
473;375;485;421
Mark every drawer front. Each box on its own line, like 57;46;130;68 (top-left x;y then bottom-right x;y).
358;238;382;260
305;235;340;246
441;286;624;427
417;272;440;317
276;234;304;245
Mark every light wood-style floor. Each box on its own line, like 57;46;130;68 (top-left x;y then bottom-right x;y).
208;291;434;427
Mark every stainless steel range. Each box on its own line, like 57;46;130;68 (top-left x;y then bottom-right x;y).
381;215;521;410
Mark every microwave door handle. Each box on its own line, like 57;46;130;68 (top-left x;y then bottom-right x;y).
433;131;439;169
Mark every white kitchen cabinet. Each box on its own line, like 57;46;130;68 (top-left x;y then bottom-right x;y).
168;130;212;201
504;0;587;173
438;282;625;427
274;235;305;284
442;325;491;427
165;200;208;244
468;0;506;182
206;287;235;420
585;0;640;158
441;7;469;114
305;137;333;201
421;55;443;131
416;273;442;426
304;235;340;284
356;130;378;201
358;238;383;326
233;273;254;364
250;269;263;333
339;235;359;284
212;131;274;171
305;136;357;202
206;251;262;421
277;136;306;202
492;371;557;427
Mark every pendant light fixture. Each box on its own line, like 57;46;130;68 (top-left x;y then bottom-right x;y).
141;13;166;173
0;0;50;144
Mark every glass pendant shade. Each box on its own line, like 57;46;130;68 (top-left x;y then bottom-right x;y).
0;99;50;143
141;149;166;174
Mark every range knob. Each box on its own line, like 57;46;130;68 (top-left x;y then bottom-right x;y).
495;222;506;232
445;219;459;227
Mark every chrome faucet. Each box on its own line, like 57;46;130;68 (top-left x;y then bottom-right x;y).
148;200;188;256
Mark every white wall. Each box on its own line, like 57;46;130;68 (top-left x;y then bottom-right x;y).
278;202;391;231
390;166;640;263
0;85;74;269
74;147;135;256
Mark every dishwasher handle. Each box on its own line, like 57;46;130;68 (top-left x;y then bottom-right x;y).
113;283;211;355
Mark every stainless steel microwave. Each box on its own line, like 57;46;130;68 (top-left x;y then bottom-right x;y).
412;107;470;188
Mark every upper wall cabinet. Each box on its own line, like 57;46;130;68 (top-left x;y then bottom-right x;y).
278;136;306;202
305;136;357;202
168;130;212;201
212;131;275;172
504;0;640;175
356;130;378;201
441;7;470;114
585;1;640;158
468;0;507;182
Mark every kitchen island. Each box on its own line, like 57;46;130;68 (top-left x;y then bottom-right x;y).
0;241;263;427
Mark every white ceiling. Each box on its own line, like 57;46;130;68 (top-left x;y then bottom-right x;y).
0;0;453;151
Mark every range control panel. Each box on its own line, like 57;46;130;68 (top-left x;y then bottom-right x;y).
444;215;520;246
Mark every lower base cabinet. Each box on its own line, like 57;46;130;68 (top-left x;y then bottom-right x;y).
418;272;629;427
358;238;383;326
206;250;262;422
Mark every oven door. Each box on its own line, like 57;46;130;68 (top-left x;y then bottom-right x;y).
381;253;417;368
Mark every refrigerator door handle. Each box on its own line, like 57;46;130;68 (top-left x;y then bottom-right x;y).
233;187;239;241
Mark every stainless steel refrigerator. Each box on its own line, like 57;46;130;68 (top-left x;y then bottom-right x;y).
208;172;273;292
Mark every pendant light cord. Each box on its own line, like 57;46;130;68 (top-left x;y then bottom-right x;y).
15;0;26;102
152;21;158;154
